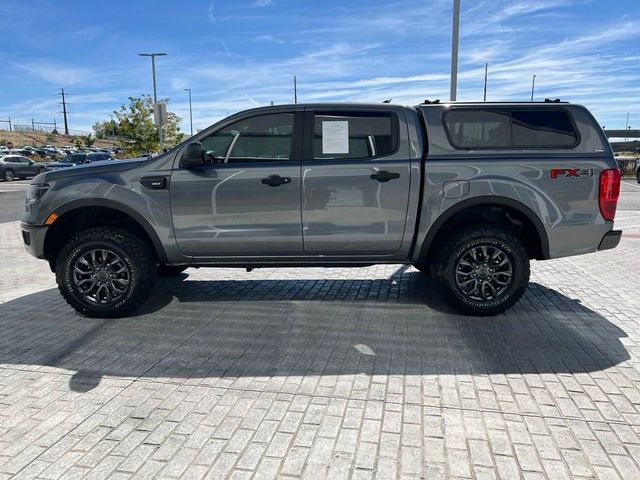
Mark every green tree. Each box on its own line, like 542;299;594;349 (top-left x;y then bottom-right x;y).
113;95;184;155
82;134;95;147
93;120;119;139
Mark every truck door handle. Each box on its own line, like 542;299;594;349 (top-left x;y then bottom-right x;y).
261;175;291;187
370;170;400;183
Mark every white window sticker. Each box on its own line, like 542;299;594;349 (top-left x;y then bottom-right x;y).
322;121;349;154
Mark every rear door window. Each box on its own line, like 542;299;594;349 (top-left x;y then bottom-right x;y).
312;111;397;159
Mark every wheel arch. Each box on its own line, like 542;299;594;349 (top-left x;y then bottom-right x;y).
418;195;550;263
43;199;168;266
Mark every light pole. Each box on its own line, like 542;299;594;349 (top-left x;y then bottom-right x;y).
483;63;488;101
530;75;537;102
625;113;630;142
184;88;193;136
109;114;115;139
450;0;460;101
138;52;167;151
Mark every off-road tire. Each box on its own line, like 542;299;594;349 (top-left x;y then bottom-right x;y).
157;265;188;276
3;169;14;182
55;227;156;318
431;225;530;316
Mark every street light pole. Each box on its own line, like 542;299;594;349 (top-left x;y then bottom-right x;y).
625;113;630;142
483;63;488;102
450;0;460;101
184;88;193;136
138;52;167;151
530;75;537;102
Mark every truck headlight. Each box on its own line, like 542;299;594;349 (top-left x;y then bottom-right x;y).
26;183;50;204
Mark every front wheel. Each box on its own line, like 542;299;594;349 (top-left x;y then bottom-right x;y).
55;227;156;318
431;226;530;316
3;169;14;182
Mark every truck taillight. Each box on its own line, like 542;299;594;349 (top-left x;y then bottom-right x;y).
598;169;621;221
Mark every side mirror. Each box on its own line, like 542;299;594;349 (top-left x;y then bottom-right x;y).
180;142;204;168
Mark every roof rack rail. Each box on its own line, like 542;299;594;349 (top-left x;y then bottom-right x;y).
422;99;440;104
544;98;564;103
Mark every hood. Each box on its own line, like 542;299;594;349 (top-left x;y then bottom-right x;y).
34;158;146;183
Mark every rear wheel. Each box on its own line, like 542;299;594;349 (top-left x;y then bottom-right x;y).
55;227;156;318
3;169;14;182
431;225;530;316
157;265;188;276
636;169;640;184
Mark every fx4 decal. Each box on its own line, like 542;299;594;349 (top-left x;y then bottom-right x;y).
550;168;594;179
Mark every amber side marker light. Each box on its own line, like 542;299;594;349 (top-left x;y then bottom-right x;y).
44;213;58;225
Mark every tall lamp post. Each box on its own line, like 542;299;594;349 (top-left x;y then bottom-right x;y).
450;0;460;101
138;52;167;151
184;88;193;136
530;74;537;102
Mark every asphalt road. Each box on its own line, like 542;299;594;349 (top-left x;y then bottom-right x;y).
1;179;639;224
0;180;29;224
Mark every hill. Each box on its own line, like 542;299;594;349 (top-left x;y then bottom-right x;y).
0;129;118;149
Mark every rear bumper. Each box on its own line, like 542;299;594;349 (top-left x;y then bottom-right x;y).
20;222;48;259
598;230;622;251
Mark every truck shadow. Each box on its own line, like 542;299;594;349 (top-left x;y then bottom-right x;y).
0;270;630;392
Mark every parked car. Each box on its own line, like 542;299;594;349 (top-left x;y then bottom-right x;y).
45;152;114;170
21;101;621;318
0;155;46;181
0;146;9;155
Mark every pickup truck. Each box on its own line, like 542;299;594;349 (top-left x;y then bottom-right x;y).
21;101;621;318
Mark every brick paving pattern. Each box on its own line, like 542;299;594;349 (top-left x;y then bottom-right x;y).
1;199;640;478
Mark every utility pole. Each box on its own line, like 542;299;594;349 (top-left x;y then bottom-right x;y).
530;75;537;102
625;113;630;141
109;114;116;139
0;117;11;132
483;63;488;101
59;88;69;135
138;52;167;151
294;75;298;104
450;0;460;101
32;118;35;132
184;88;193;136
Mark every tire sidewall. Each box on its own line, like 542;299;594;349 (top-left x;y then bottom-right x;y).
443;234;527;313
60;237;143;315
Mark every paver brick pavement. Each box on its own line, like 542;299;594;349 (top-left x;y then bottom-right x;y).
1;215;640;479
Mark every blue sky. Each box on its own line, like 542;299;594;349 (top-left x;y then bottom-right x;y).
1;0;639;135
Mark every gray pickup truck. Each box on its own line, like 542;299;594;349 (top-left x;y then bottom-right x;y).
21;101;622;318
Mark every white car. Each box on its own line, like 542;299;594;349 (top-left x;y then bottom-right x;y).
0;146;9;155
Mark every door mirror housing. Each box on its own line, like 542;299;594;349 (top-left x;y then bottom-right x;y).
180;142;204;168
